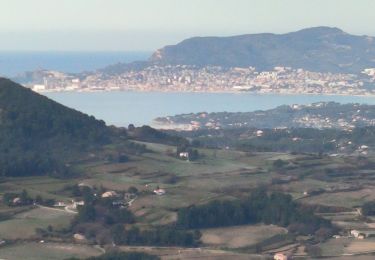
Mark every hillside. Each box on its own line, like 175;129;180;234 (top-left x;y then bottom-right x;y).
154;102;375;131
0;78;114;177
150;27;375;73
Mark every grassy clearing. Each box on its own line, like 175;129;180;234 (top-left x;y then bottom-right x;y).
201;224;287;248
345;239;375;254
0;176;75;202
300;188;375;208
321;238;375;257
279;179;330;194
77;143;279;226
320;238;349;256
119;245;266;260
0;207;73;239
2;140;375;258
0;242;102;260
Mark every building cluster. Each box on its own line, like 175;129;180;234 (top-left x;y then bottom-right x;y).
156;102;375;132
26;65;375;95
292;113;375;130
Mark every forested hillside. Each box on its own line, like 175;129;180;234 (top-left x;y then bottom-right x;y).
0;78;115;177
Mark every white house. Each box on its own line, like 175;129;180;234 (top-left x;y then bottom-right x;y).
12;197;21;205
153;188;166;196
179;152;189;159
54;201;67;207
274;253;288;260
72;200;85;209
73;233;86;241
101;191;118;198
351;229;375;239
256;130;264;137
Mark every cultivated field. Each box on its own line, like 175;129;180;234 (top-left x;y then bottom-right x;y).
320;238;375;257
1;140;375;258
0;207;74;239
200;224;287;248
0;242;102;260
118;245;267;260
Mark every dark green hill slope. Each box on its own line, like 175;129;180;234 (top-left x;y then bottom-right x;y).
0;78;113;177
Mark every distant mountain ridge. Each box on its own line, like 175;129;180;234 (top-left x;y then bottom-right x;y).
150;27;375;73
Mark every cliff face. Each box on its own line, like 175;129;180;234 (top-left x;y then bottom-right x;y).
150;27;375;73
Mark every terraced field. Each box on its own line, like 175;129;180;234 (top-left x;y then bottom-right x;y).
1;140;375;258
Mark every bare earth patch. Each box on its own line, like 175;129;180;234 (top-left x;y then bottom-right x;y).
201;224;287;248
345;239;375;254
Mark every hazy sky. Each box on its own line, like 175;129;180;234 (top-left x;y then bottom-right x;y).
1;0;375;51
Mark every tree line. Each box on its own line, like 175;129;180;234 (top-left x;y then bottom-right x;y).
70;185;199;247
110;225;200;247
177;189;335;239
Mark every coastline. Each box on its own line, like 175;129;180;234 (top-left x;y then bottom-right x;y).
42;90;375;128
34;88;375;98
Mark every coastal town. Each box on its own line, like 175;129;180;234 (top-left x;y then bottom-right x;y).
154;102;375;132
17;65;375;95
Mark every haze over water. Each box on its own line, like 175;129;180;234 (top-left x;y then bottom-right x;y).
0;51;151;77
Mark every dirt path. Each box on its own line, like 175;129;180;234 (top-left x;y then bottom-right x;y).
36;204;77;214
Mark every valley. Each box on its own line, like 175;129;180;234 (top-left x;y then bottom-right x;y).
2;1;375;259
2;79;375;259
1;136;375;259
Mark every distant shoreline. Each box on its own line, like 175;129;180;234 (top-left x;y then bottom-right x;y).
43;89;375;127
36;89;375;98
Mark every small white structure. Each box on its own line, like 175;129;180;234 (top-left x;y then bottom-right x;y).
274;253;288;260
54;201;67;207
12;197;21;205
78;182;92;188
101;191;118;198
256;130;264;137
153;188;166;196
32;84;46;92
350;229;375;239
73;233;86;241
179;152;189;159
351;229;364;239
72;200;85;209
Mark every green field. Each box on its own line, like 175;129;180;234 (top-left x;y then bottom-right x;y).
0;207;74;239
0;242;102;260
1;140;375;258
201;224;287;248
320;238;375;257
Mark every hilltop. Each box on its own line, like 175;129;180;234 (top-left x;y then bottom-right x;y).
2;81;375;259
150;27;375;73
0;78;115;177
0;78;188;177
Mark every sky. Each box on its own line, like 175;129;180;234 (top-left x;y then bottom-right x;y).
0;0;375;51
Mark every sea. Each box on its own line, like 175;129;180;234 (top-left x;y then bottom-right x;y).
2;51;375;127
44;92;375;127
0;51;151;77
